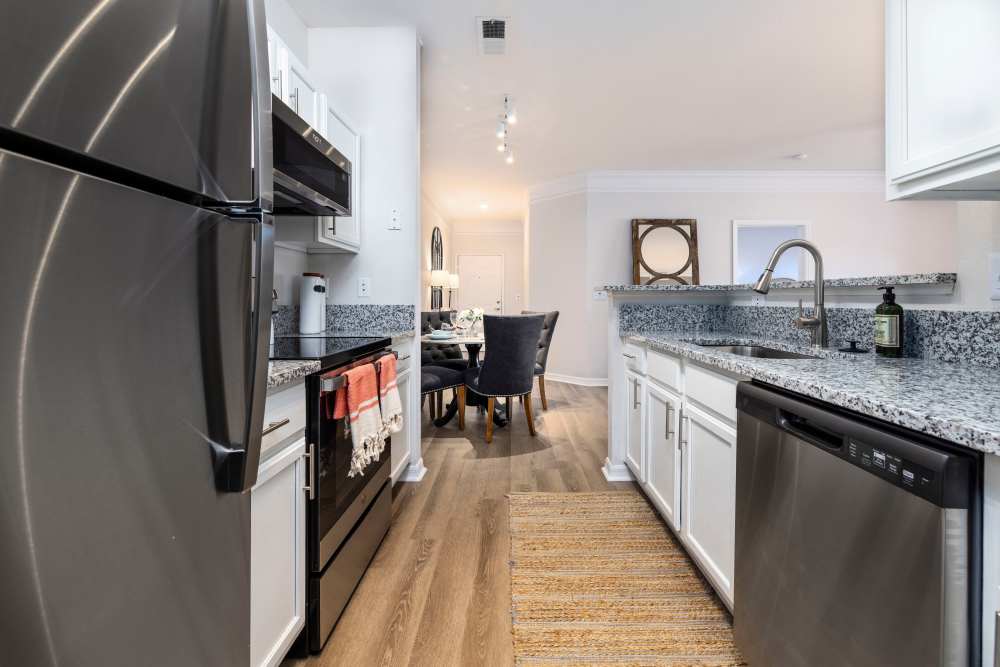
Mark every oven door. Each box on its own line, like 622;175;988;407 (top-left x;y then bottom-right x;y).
307;369;389;572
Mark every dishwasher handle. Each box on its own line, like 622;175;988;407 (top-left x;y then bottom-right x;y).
777;410;844;451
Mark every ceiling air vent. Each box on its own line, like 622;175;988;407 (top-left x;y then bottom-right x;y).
477;17;508;55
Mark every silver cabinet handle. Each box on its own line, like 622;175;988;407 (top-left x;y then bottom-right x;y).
623;352;636;359
678;408;686;449
303;443;316;500
632;379;639;409
666;405;674;438
262;417;290;437
291;87;299;114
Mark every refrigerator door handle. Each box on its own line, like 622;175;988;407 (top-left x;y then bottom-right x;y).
212;217;274;492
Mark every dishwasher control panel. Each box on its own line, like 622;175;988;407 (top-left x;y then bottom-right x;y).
847;439;939;504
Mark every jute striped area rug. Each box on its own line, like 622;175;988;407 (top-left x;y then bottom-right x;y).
509;491;746;666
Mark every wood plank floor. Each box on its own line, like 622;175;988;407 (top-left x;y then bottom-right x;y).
285;380;631;667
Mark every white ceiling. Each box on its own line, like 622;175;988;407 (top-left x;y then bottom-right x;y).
289;0;885;221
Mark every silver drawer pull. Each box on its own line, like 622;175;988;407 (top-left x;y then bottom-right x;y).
262;417;290;437
666;405;674;438
623;353;637;359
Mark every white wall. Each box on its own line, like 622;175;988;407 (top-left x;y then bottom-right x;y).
528;176;987;381
526;193;590;382
304;27;421;305
272;245;308;305
954;202;1000;309
450;220;525;314
421;195;451;311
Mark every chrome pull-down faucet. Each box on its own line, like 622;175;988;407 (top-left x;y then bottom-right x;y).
752;239;828;347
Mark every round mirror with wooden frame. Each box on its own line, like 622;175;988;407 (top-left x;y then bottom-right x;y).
631;219;700;285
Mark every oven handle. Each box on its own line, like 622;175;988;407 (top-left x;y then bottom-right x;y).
303;442;316;500
319;351;399;394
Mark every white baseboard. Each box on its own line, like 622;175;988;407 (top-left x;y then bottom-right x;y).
602;459;634;482
400;458;427;483
546;373;609;387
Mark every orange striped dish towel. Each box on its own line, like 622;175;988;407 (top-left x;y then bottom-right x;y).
333;363;385;477
378;354;404;439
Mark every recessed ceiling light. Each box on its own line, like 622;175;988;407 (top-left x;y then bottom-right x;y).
496;141;507;152
787;153;808;160
479;203;489;210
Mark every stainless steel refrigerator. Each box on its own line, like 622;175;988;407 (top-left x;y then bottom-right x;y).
0;1;273;664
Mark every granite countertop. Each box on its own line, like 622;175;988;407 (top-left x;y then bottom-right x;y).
267;360;320;390
604;272;957;293
629;331;1000;455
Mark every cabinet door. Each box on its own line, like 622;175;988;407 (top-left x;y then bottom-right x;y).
681;403;736;609
285;51;320;128
887;0;1000;188
266;27;285;99
624;370;645;482
251;439;306;667
318;99;361;251
391;369;411;483
644;382;682;532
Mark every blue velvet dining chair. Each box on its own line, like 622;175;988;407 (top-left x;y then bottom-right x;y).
461;314;544;443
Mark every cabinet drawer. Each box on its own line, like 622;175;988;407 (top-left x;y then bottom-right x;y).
262;383;306;457
685;362;739;424
647;349;682;392
622;341;646;374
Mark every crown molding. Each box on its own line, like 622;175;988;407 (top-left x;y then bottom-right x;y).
529;169;885;202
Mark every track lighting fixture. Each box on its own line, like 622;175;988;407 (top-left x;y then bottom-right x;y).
504;95;517;124
504;145;515;164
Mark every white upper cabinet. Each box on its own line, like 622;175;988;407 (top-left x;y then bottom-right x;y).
284;50;321;129
318;96;362;251
886;0;1000;199
267;26;362;254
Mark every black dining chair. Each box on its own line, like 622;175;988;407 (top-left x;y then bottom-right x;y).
421;367;465;430
420;310;467;372
461;314;544;444
522;310;559;410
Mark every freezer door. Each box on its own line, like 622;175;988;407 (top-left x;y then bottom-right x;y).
0;0;271;206
0;151;260;665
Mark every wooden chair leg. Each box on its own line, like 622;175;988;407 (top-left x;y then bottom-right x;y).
524;393;536;436
457;386;466;431
506;396;512;421
436;391;443;418
485;397;495;443
538;375;548;410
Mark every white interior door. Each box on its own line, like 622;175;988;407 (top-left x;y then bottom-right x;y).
456;254;504;314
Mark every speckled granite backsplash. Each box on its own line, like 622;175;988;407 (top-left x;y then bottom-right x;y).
619;303;1000;368
272;304;414;336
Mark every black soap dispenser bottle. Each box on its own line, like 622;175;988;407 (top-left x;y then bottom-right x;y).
875;286;904;357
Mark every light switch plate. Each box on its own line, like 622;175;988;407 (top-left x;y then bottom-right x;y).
358;277;371;298
592;289;608;301
991;253;1000;301
388;208;401;230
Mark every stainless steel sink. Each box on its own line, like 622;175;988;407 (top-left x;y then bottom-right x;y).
696;343;818;359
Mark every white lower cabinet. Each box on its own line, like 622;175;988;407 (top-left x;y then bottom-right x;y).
251;438;307;667
624;369;645;482
621;342;740;611
680;403;737;609
391;367;412;483
643;381;682;532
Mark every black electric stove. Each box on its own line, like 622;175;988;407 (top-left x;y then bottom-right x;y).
269;333;391;370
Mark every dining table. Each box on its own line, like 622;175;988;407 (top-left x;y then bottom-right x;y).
421;332;507;428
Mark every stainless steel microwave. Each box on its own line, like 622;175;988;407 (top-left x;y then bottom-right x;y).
271;95;351;216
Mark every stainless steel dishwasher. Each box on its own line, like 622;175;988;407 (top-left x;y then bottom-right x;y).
735;382;981;667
